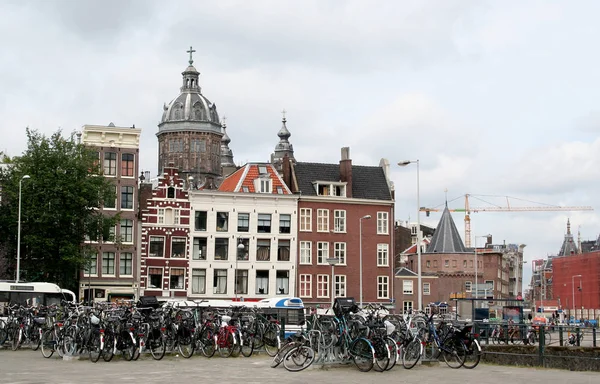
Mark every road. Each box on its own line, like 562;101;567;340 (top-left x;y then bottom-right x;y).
1;349;599;384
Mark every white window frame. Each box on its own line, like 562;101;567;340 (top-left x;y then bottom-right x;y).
403;301;413;314
377;276;389;299
377;211;389;234
149;236;165;257
335;275;346;298
120;219;133;244
147;267;163;290
423;282;431;295
333;210;346;233
465;281;472;292
403;280;413;294
191;268;206;294
377;243;389;267
300;208;312;232
334;242;346;265
119;252;133;277
300;241;312;265
84;252;98;277
299;274;312;298
169;268;186;290
316;274;329;298
317;242;329;265
317;209;329;232
174;209;180;225
102;252;115;276
171;237;187;258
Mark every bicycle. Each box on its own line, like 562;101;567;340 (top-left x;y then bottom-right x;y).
420;313;468;369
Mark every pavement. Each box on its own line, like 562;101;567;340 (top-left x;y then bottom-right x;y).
1;349;599;384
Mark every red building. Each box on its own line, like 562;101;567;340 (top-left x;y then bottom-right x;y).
140;166;191;298
552;251;600;320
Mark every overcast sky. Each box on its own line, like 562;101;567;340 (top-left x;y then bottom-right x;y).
2;0;599;291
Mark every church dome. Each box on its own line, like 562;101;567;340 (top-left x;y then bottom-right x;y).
160;62;220;125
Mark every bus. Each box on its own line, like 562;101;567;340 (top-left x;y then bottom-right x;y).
0;282;72;314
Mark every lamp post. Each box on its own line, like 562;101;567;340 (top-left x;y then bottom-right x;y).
327;257;339;310
572;274;582;323
16;175;31;283
398;160;421;310
236;240;245;300
359;214;371;307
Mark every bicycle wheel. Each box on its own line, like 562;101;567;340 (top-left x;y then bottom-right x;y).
88;330;102;363
31;328;42;351
263;326;280;357
102;332;115;362
351;338;375;372
283;345;315;372
11;327;22;351
218;331;235;358
148;329;166;361
0;320;7;346
442;338;466;369
62;327;77;356
402;338;422;369
372;337;391;372
384;336;399;371
40;329;55;358
199;328;216;358
231;330;242;357
177;327;195;358
121;332;137;361
271;341;299;368
241;330;254;357
462;339;481;369
510;332;523;345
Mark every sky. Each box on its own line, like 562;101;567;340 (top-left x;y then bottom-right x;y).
1;0;599;291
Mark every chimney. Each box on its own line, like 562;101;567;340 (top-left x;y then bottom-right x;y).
339;147;352;198
282;154;292;191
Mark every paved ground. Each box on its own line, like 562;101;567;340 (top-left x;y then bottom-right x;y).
1;350;599;384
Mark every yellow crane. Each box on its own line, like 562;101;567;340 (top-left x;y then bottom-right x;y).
421;194;594;247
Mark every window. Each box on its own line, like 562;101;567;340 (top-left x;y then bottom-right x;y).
120;219;133;243
214;238;229;260
469;260;473;268
149;236;164;257
377;244;389;267
157;208;165;224
216;212;229;232
102;252;115;275
334;242;346;265
213;269;227;294
299;208;312;232
148;268;162;289
444;260;449;267
377;212;389;234
257;214;271;233
403;280;413;294
237;213;249;232
256;270;269;294
170;268;185;290
167;186;175;199
300;241;312;264
256;239;271;261
317;275;329;298
465;281;472;292
316;182;345;196
242;186;249;193
191;269;206;294
299;274;312;298
119;252;132;276
333;210;346;232
194;211;207;231
279;214;291;234
277;239;290;261
84;251;97;276
235;270;248;294
317;242;329;265
259;178;271;193
317;209;329;232
485;280;495;290
104;186;116;209
463;260;467;268
237;238;249;260
121;186;133;209
335;275;346;298
426;261;431;268
121;153;134;177
276;186;284;194
107;224;116;242
276;271;289;295
423;282;431;295
191;139;205;153
192;237;207;260
403;301;413;314
378;276;389;299
433;260;438;268
171;237;186;258
103;152;117;176
173;209;180;225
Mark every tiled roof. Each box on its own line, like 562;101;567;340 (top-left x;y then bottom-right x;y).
218;163;291;194
294;162;392;201
426;206;467;253
395;267;418;277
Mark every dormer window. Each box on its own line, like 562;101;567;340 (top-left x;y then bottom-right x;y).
258;166;268;174
313;181;347;197
254;176;272;193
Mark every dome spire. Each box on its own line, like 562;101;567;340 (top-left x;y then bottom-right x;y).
270;109;295;173
220;116;235;169
187;46;196;65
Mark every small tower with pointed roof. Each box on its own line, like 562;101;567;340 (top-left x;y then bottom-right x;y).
558;218;579;256
426;205;466;253
220;117;237;177
271;109;296;173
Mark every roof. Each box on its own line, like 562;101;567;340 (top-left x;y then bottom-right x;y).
218;163;291;194
426;205;467;253
401;238;431;254
293;162;392;201
395;267;418;277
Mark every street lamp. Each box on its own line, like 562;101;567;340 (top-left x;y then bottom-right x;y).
572;274;582;322
398;160;421;310
16;175;31;283
359;214;371;307
236;240;245;300
327;257;339;310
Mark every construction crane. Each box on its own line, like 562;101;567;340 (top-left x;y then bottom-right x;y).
420;194;594;247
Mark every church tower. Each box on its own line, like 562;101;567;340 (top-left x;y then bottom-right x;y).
270;110;296;173
157;47;225;188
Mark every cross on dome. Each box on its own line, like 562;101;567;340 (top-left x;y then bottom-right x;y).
187;46;196;65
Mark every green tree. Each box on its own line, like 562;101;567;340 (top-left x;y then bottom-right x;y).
0;129;116;291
